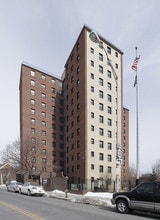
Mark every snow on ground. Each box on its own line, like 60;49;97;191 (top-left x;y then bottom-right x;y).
49;189;114;208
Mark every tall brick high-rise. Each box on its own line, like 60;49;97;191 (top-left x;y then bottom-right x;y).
19;25;129;192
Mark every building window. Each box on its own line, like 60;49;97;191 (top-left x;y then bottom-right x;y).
77;128;80;136
42;140;46;145
107;46;111;54
99;78;103;86
108;142;112;150
31;89;35;96
31;138;36;143
91;73;94;79
99;115;103;123
41;75;45;80
42;130;46;136
42;158;46;164
99;165;103;173
42;149;46;154
77;153;80;160
115;63;118;69
108;130;112;138
77;104;80;111
108;94;112;102
99;128;104;136
31;118;35;125
31;80;35;86
42;121;46;127
31;99;35;105
108;118;112;126
99;103;103;111
107;70;111;78
91;112;94;118
32;147;36;153
31;128;35;134
52;79;56;84
90;60;94;67
52;97;55;102
32;157;36;163
91;125;94;131
99;153;104;160
107;82;112;90
108;106;112;114
52;106;56;112
52;88;55;93
91;86;94;92
115;51;118;57
32;166;36;172
91;151;94;157
41;112;46;117
99;65;103;73
99;140;104;148
91;138;94;144
77;140;80;148
99;90;103;98
31;109;35;115
31;70;35;76
77;55;80;61
77;116;80;123
99;53;103;61
41;102;46;108
77;67;80;74
41;93;46;99
71;76;74;83
41;84;46;89
91;164;94;170
77;91;80;99
77;79;80;86
91;99;94;105
108;154;112;162
90;47;94;54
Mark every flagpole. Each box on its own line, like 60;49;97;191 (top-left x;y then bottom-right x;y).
135;46;139;186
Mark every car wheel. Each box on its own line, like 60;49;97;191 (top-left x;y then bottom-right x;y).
19;189;22;194
116;199;129;214
28;190;31;196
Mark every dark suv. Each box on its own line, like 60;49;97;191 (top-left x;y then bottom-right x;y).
111;181;160;214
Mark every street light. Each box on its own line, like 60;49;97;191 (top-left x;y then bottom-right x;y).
89;31;121;192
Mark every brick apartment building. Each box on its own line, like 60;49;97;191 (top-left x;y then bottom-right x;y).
19;25;129;192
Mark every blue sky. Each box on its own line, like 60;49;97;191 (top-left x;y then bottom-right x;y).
0;0;160;173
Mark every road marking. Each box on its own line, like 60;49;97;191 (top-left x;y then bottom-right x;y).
0;200;44;220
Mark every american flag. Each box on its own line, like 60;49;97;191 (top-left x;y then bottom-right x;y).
131;55;140;72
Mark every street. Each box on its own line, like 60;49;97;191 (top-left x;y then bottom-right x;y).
0;190;159;220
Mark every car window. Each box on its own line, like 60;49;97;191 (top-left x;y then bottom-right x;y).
136;182;154;194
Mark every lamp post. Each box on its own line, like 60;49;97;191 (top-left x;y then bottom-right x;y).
89;31;121;192
65;176;68;198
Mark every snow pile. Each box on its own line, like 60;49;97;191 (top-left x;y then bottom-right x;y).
0;184;7;190
49;190;114;207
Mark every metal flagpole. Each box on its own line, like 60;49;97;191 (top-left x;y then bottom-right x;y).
135;46;139;186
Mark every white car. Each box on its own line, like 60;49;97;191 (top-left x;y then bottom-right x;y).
19;182;45;196
7;181;23;193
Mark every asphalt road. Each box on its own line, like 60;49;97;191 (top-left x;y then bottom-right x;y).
0;190;159;220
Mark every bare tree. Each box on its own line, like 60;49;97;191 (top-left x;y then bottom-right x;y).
152;159;160;179
1;138;20;168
